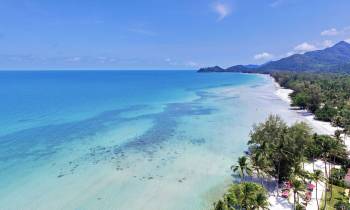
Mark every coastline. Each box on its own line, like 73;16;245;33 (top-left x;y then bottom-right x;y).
271;76;342;210
211;74;348;210
272;77;341;136
1;72;289;210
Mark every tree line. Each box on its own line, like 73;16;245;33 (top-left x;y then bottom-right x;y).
271;72;350;135
214;115;350;210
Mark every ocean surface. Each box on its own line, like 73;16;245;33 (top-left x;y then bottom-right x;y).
0;71;299;210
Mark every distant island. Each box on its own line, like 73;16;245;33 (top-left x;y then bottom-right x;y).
198;41;350;74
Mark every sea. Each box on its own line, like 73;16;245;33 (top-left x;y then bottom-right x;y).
0;70;300;210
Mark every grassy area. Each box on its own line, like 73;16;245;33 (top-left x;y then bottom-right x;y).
321;185;346;210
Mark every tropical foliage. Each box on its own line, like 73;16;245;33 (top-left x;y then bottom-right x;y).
231;156;253;181
213;182;269;210
311;170;324;210
271;72;350;133
213;115;350;210
248;115;312;182
329;168;347;187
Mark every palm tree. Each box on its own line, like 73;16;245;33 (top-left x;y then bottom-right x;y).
328;141;340;200
213;200;228;210
273;132;292;197
231;156;253;182
311;170;324;210
319;136;346;202
250;149;269;185
291;179;305;210
241;182;257;209
292;161;308;182
315;135;335;209
254;192;270;210
226;182;269;210
334;130;342;143
308;133;321;171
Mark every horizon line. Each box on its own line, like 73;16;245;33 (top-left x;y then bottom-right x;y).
0;69;198;71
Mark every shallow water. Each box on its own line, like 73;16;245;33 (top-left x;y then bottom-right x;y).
0;71;303;210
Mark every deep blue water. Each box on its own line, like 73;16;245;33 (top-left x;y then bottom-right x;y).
0;71;258;135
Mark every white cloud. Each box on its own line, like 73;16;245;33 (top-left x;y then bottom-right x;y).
164;58;178;66
213;2;232;21
186;61;199;67
294;42;317;53
320;26;350;37
67;57;81;62
284;40;334;57
322;40;334;48
345;38;350;44
254;52;274;60
321;28;339;36
284;51;295;57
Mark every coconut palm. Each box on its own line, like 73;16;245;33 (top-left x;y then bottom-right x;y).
315;135;334;208
311;170;324;210
231;156;253;182
307;134;321;171
226;182;269;210
273;134;292;196
250;149;269;185
292;161;308;182
291;179;305;210
254;191;270;210
334;130;342;143
329;138;348;201
317;135;346;202
241;182;258;209
213;200;228;210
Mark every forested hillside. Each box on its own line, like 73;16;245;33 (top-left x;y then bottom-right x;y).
271;72;350;133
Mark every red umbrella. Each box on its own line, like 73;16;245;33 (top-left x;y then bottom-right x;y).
307;183;315;190
282;190;289;198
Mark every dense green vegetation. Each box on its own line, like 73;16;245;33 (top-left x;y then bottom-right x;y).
248;115;313;182
214;115;350;210
321;185;349;210
271;72;350;134
329;168;347;187
214;182;269;210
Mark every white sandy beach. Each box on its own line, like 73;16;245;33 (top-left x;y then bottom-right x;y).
274;81;341;136
273;78;347;210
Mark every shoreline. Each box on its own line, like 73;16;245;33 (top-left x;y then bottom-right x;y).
271;76;343;210
272;77;341;136
198;73;345;210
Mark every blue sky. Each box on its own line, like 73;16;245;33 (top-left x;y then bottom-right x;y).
0;0;350;70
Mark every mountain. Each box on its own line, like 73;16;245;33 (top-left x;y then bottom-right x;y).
199;64;262;73
198;66;226;72
198;41;350;73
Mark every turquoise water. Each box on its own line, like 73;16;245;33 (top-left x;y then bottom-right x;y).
0;71;293;210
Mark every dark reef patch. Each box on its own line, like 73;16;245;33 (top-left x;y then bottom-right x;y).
0;89;225;179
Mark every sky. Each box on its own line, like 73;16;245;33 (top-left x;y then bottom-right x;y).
0;0;350;70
